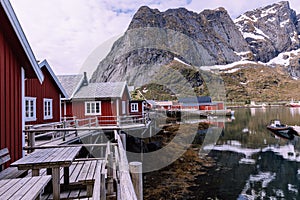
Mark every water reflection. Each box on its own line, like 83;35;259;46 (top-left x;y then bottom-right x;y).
197;107;300;200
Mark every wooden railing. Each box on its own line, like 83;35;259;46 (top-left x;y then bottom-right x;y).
24;114;150;153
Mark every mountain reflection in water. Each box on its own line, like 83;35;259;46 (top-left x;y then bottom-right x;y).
194;107;300;200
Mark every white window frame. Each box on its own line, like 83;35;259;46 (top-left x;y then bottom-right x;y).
122;101;126;115
85;101;101;115
131;103;139;113
25;97;36;122
43;98;53;120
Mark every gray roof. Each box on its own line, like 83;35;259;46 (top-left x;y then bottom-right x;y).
57;74;84;99
73;82;128;99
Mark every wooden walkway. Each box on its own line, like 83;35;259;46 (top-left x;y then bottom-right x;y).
21;119;141;200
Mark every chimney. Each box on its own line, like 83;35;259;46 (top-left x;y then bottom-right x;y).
82;72;88;86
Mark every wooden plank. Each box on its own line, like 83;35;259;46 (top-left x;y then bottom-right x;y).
76;160;92;182
0;167;27;179
92;160;102;200
0;148;9;157
0;177;30;199
0;154;10;166
69;161;84;183
0;178;20;196
52;167;61;200
85;160;98;182
12;176;51;200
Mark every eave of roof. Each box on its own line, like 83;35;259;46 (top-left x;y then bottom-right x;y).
39;59;68;98
1;0;44;83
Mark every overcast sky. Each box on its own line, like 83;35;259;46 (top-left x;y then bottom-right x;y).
10;0;300;76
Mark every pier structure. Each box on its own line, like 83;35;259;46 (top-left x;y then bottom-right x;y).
18;116;149;200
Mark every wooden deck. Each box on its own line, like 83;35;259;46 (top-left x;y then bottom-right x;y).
20;118;142;200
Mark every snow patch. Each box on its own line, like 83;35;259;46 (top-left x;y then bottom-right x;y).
267;49;300;67
280;19;290;27
174;57;190;66
261;6;277;18
200;60;258;72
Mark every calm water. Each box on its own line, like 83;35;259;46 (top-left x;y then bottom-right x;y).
194;107;300;200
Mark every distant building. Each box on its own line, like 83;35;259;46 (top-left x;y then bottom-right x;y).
58;73;131;125
25;60;67;125
178;96;224;110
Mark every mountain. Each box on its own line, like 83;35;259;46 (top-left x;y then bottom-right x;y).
90;6;250;86
235;1;300;62
91;1;300;102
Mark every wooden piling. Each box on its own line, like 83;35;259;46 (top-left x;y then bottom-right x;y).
120;133;126;150
129;162;143;200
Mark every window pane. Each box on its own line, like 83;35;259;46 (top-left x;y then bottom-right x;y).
91;103;95;113
86;103;90;113
96;103;100;113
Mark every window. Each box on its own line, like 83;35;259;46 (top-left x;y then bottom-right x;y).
85;101;101;115
122;101;126;114
44;99;53;120
131;103;138;112
25;97;36;121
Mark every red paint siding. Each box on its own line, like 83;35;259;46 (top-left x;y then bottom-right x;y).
0;20;22;164
69;100;118;125
25;67;61;124
129;101;144;117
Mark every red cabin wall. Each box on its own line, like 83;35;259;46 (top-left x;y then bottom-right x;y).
0;19;23;164
70;99;118;125
25;67;61;124
129;101;144;117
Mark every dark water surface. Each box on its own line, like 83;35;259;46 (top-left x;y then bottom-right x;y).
193;107;300;200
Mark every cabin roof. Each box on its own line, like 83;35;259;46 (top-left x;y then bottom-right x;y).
57;74;84;99
39;60;68;98
73;82;129;99
0;0;44;83
178;96;212;104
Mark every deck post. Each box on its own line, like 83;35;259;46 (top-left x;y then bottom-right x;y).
63;121;66;141
107;153;114;195
74;119;78;136
129;162;143;200
95;117;99;126
119;133;126;151
27;126;35;153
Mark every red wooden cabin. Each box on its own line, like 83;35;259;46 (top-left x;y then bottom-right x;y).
129;100;145;119
0;0;45;164
58;73;131;126
25;60;67;125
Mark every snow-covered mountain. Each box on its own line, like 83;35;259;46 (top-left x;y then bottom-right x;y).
90;1;300;101
235;1;300;62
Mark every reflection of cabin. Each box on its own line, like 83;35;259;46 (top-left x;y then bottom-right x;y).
58;73;131;126
0;0;44;163
25;60;67;125
178;96;224;110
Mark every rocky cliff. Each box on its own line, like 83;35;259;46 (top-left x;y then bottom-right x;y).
90;6;250;86
235;1;299;62
90;1;300;101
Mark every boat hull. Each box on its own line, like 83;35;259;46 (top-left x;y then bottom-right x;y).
267;126;296;140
